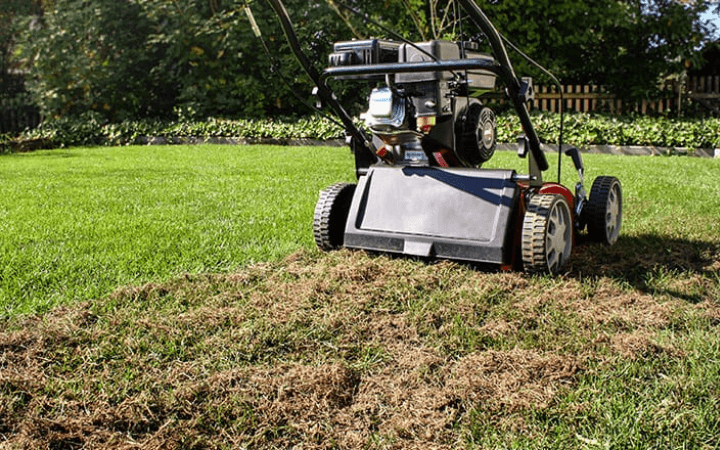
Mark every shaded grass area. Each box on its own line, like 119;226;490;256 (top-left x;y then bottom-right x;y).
1;145;720;448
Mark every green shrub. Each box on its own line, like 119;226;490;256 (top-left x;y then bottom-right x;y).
13;112;720;150
496;112;720;149
19;115;348;148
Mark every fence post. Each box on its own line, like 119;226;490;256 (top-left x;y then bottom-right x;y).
677;78;682;117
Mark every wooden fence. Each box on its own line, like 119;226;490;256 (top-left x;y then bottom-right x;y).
687;75;720;115
1;73;42;134
528;75;720;116
1;97;42;134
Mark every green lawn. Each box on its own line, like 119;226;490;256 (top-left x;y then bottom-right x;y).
2;145;719;317
1;145;719;448
0;145;355;317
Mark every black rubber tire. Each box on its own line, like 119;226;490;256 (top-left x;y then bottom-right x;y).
313;183;356;251
585;176;622;245
521;194;573;274
458;103;496;166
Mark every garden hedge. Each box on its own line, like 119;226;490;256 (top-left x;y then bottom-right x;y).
2;111;719;153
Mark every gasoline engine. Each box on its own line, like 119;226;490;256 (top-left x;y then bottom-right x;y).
328;39;498;167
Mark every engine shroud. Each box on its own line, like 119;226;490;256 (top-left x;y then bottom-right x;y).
331;39;499;168
329;39;497;91
328;39;402;80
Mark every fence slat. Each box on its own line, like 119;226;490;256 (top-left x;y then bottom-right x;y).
526;76;719;115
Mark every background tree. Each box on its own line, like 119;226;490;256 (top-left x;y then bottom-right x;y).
468;0;711;104
13;0;718;121
18;0;362;120
283;0;716;107
21;0;169;120
1;0;42;93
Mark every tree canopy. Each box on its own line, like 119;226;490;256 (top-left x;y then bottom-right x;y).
6;0;719;121
0;0;41;90
475;0;712;100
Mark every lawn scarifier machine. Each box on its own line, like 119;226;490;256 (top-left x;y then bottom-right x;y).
260;0;622;273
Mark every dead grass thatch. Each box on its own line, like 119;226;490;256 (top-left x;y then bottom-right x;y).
1;245;718;448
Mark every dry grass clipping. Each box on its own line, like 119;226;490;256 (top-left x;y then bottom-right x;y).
1;246;717;448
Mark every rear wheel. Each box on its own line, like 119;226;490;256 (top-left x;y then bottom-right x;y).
313;183;356;251
585;176;622;245
522;194;573;274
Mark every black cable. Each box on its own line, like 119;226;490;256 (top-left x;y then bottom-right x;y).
464;12;565;182
334;1;433;59
457;0;469;97
498;35;565;184
332;1;461;79
457;0;473;130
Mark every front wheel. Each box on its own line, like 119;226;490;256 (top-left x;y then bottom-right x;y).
522;194;573;274
313;183;356;251
584;176;622;245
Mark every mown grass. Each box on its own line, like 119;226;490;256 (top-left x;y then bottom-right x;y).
0;144;355;317
2;145;718;319
1;145;719;448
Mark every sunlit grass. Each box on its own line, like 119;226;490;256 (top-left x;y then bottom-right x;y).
2;146;718;318
0;144;354;317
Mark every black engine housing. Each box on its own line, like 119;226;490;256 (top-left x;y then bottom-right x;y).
329;39;498;167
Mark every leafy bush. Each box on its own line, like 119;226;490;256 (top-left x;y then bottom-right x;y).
10;112;720;151
18;115;348;148
496;112;720;149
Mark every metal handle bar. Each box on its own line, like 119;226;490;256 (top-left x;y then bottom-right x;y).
263;0;376;160
264;0;549;173
457;0;548;171
321;59;501;82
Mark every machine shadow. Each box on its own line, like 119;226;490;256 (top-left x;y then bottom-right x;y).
565;233;720;303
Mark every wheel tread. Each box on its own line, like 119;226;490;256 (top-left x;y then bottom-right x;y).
585;176;622;245
313;183;356;251
521;194;572;274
